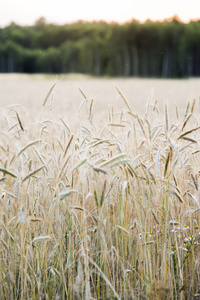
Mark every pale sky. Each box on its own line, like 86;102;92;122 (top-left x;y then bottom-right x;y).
1;0;200;27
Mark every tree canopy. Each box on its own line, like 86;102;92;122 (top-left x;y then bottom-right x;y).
0;17;200;77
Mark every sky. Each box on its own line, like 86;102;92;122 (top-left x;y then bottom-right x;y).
1;0;200;27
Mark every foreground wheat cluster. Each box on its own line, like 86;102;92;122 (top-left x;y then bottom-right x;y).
0;85;200;299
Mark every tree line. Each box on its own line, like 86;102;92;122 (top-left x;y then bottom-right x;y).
0;17;200;77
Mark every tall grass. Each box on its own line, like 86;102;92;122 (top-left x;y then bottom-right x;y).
0;84;200;299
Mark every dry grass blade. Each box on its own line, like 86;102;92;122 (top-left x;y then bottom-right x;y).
108;130;122;145
120;109;124;123
89;99;94;120
77;99;88;118
16;112;24;131
191;174;198;191
87;256;120;299
170;140;183;167
43;82;57;106
29;217;42;222
184;100;190;118
78;87;87;99
191;98;196;113
187;192;199;206
91;140;109;148
115;86;132;113
127;111;137;118
94;189;99;208
145;89;154;115
31;236;52;243
156;149;161;175
164;148;171;178
100;180;106;207
99;153;127;168
147;168;156;185
93;167;108;175
0;168;17;178
63;135;73;157
145;118;151;137
181;113;193;131
18;140;41;157
191;207;200;214
109;159;128;168
22;166;45;182
126;163;139;179
34;146;46;167
182;137;197;143
58;155;71;179
0;145;6;152
175;103;179;119
108;105;112;122
153;99;158;112
151;209;159;224
60;190;77;200
191;150;200;155
71;206;84;211
136;115;146;137
108;123;126;127
1;221;15;241
60;118;70;135
0;177;6;182
178;126;200;140
88;163;108;175
115;225;130;234
81;126;92;136
0;239;8;250
167;189;184;203
71;158;87;172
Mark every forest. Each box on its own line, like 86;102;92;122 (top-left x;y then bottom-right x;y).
0;16;200;77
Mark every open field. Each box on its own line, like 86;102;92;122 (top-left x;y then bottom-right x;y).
0;74;200;299
1;74;200;120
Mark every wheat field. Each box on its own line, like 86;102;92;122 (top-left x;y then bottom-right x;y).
0;74;200;299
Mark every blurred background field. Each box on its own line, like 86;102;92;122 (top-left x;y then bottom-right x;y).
1;74;200;121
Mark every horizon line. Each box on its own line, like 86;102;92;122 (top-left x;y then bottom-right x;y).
1;14;200;28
